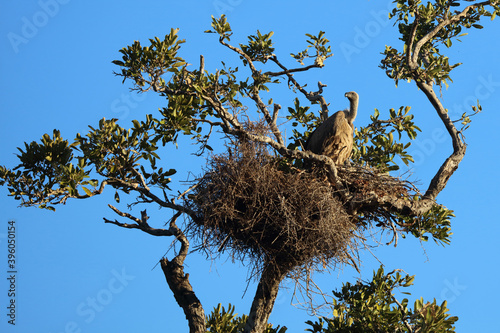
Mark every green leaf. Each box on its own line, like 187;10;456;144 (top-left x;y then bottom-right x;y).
82;187;92;196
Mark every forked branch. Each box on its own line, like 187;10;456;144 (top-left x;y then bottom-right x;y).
404;5;474;203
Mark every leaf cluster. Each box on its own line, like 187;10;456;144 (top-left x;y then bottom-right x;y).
112;28;186;89
240;30;275;64
286;97;317;151
76;117;175;189
206;303;287;333
352;106;420;172
380;0;500;87
0;130;86;210
0;116;177;210
400;202;454;245
305;266;458;332
290;31;332;67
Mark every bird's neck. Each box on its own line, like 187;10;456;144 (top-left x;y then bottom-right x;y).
348;99;358;123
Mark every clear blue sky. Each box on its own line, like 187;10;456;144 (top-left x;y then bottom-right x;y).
1;1;499;332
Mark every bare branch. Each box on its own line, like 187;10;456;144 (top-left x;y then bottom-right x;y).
199;54;205;76
168;212;188;260
250;93;285;146
191;117;225;128
219;37;259;74
177;183;200;202
269;56;330;120
415;82;466;202
131;167;150;191
107;177;194;216
402;4;485;202
272;104;281;125
201;92;242;130
264;63;322;77
407;12;420;68
104;205;175;236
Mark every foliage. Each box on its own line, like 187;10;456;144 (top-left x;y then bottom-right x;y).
352;106;420;172
290;30;332;66
400;202;455;246
305;266;458;333
0;117;175;211
381;0;500;87
0;130;84;210
206;304;287;333
286;97;316;151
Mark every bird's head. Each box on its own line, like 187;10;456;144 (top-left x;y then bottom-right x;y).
344;91;359;101
344;91;359;122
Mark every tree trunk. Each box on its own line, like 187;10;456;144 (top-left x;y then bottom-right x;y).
244;262;287;333
161;258;206;333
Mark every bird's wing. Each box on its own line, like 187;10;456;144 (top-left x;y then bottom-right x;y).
321;111;346;150
305;111;345;153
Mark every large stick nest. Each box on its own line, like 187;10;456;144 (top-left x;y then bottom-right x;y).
187;144;357;274
185;126;414;276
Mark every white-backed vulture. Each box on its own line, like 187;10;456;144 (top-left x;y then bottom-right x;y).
305;91;358;165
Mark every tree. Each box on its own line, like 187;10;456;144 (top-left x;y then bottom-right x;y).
1;1;498;332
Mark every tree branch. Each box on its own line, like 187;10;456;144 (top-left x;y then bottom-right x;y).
415;81;466;201
404;5;476;203
199;54;205;77
217;39;285;145
106;176;195;216
269;56;330;120
103;205;176;236
393;296;413;333
244;262;287;333
264;63;322;77
104;204;205;332
160;212;206;333
410;1;491;66
272;104;281;125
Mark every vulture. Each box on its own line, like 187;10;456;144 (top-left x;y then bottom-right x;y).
305;91;359;165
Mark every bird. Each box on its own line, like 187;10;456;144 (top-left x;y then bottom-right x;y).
305;91;359;165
